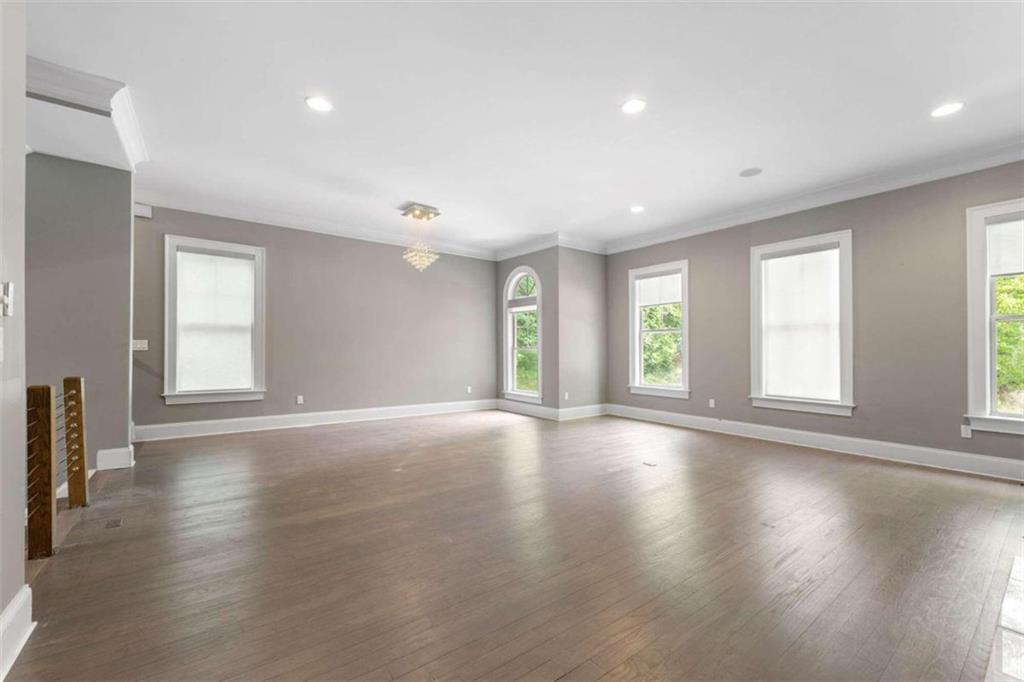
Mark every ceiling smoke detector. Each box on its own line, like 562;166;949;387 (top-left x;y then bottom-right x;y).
401;202;441;221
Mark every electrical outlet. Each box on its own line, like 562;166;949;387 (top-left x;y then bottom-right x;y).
708;398;715;408
564;391;569;401
960;424;972;438
466;385;472;394
296;395;304;405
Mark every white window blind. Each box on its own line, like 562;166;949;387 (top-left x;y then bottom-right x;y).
637;273;681;307
761;248;841;402
988;218;1024;276
176;251;256;392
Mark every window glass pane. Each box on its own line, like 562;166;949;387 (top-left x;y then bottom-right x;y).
514;310;537;348
994;274;1024;317
176;250;255;391
515;350;539;393
637;273;681;307
641;331;682;386
762;248;840;401
988;219;1024;276
995;320;1024;416
641;303;681;330
515;275;536;298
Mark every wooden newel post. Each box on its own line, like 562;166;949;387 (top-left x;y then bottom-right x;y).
26;385;56;559
63;377;88;508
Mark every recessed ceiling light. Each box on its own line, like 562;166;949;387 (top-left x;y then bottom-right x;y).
305;96;333;112
739;167;763;177
630;205;645;214
930;101;964;118
621;98;647;114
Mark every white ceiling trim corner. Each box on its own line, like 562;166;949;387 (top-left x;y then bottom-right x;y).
26;56;122;114
111;87;149;170
602;141;1024;255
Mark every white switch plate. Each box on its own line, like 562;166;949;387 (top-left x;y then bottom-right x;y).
960;424;972;438
466;385;472;394
708;398;715;408
296;395;304;405
132;339;149;351
564;392;569;401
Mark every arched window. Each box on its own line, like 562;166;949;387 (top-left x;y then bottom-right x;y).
503;266;541;403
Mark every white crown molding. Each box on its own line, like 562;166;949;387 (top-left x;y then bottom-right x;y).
110;87;149;170
1;585;35;681
140;144;1021;263
134;399;498;441
604;142;1024;254
136;197;497;261
26;56;122;114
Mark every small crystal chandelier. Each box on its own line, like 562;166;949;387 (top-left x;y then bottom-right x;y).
403;242;440;271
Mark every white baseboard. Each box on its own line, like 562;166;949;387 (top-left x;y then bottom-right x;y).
496;400;606;422
56;468;96;499
603;404;1023;482
1;585;35;681
96;445;134;470
134;399;499;442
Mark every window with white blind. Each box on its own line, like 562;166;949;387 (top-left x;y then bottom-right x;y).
967;199;1024;435
750;230;853;416
164;235;266;404
628;260;689;399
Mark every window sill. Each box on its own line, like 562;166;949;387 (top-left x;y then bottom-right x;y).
163;390;265;405
750;396;854;416
966;414;1024;436
503;391;542;405
629;385;690;399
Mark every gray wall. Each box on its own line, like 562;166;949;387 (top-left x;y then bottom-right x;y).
26;154;133;471
607;161;1024;460
133;207;497;425
558;247;606;407
497;247;559;408
0;0;26;612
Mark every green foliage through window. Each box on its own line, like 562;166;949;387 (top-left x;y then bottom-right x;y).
515;275;537;298
513;309;539;393
640;302;683;386
994;273;1024;415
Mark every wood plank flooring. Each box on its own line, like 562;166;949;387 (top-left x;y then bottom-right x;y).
8;411;1022;681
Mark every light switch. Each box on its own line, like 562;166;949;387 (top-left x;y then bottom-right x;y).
132;339;149;351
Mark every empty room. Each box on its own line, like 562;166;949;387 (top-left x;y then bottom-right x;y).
1;2;1023;680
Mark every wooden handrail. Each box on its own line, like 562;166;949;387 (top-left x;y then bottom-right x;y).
26;385;56;559
62;377;89;508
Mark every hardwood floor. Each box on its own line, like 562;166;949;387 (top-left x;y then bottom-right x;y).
9;411;1022;681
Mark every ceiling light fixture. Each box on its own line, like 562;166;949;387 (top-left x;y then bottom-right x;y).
305;96;333;112
930;101;964;118
739;167;763;177
630;205;645;214
403;243;440;271
401;202;441;221
621;98;647;114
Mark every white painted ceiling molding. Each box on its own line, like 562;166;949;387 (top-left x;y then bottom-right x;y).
603;141;1024;254
26;56;148;171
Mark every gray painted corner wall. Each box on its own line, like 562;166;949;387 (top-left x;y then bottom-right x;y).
558;247;606;407
497;247;559;408
26;153;133;473
0;0;26;611
133;208;497;426
607;160;1024;461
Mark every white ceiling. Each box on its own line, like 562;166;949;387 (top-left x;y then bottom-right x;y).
27;2;1024;259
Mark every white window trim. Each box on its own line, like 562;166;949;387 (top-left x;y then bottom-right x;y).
750;230;854;417
163;235;267;405
502;265;542;404
966;198;1024;436
628;260;690;400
